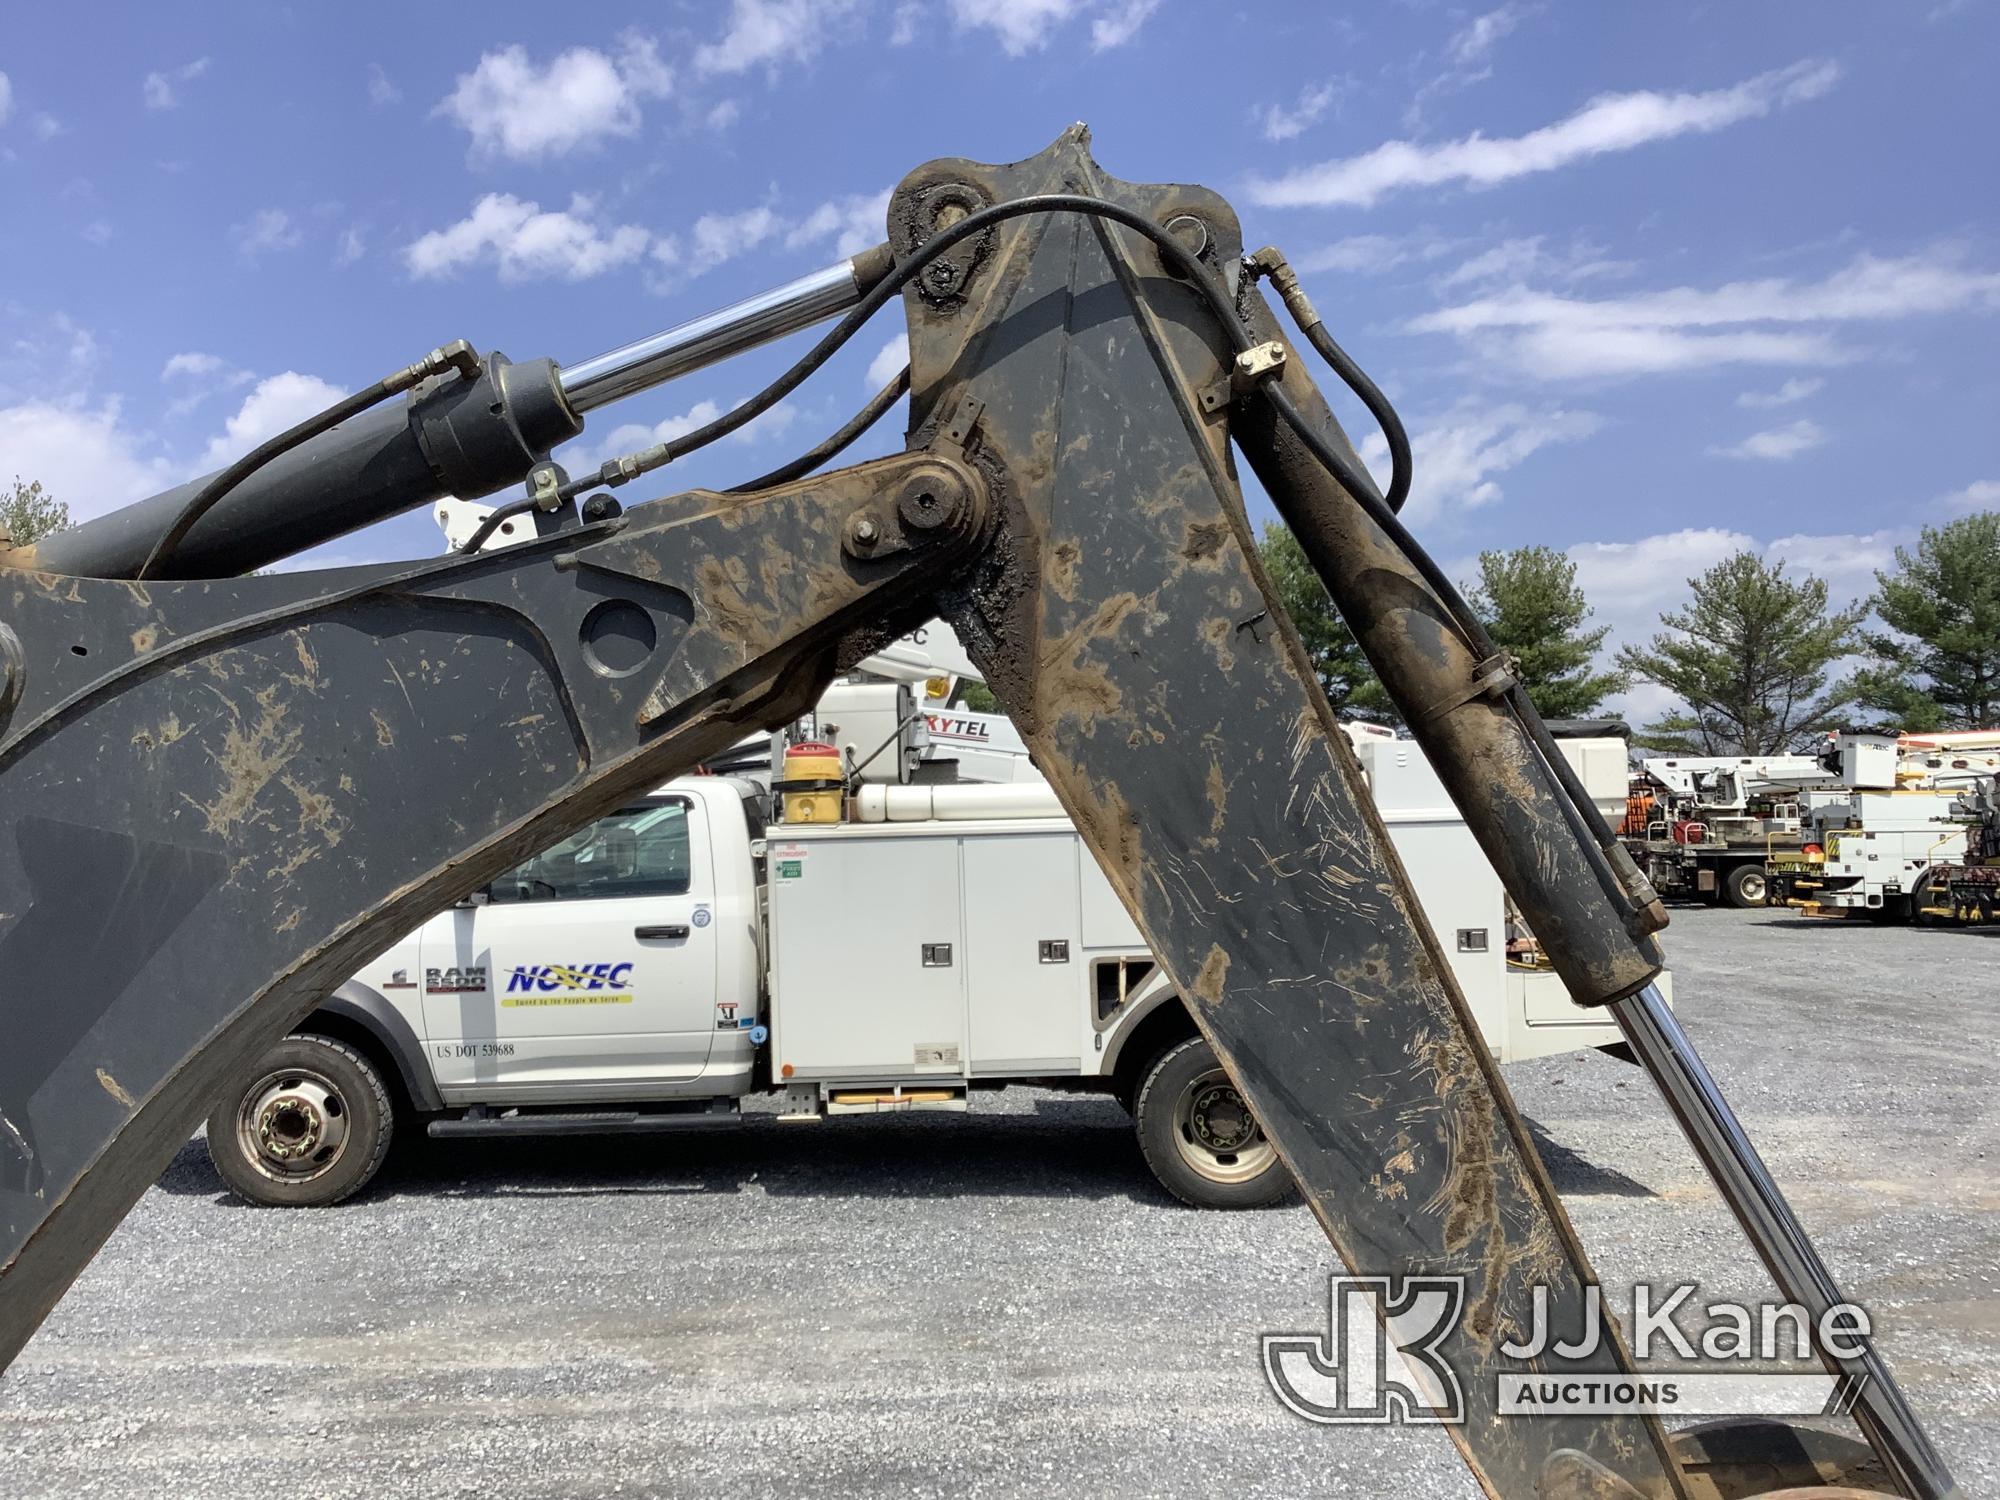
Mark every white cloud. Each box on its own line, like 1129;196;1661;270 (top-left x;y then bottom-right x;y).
1409;248;2000;379
81;221;113;247
1090;0;1161;50
232;208;303;262
436;36;671;160
784;187;892;256
1736;376;1824;408
707;99;742;130
948;0;1081;54
405;193;650;282
1708;417;1826;461
653;188;891;287
1294;232;1456;276
161;352;226;380
31;112;61;141
197;373;347;471
0;399;174;521
1569;527;1754;624
1249;59;1839;209
691;204;785;268
1568;524;1901;724
366;63;401;108
1405;4;1525;125
0;71;11;126
866;333;909;390
1356;401;1602;525
335;226;367;267
1260;81;1341;143
1440;235;1628;289
1447;5;1526;68
1939;479;2000;513
160;350;254;418
142;58;210;111
696;0;863;74
1765;528;1903;597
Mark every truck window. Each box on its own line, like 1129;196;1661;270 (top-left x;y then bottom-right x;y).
490;799;693;903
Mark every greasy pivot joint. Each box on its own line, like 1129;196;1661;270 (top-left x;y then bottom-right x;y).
838;455;986;563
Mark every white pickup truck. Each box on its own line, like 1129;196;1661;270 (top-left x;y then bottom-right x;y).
208;737;1643;1211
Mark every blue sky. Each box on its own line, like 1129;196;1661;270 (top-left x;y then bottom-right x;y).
2;1;1996;722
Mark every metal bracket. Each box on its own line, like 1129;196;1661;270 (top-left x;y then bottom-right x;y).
1198;342;1289;414
1421;651;1520;723
938;395;985;455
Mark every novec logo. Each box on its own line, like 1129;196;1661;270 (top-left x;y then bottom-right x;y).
501;961;637;1008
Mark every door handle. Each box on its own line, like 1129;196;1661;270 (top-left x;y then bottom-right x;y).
635;924;690;940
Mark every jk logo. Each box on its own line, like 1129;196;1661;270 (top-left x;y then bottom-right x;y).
1262;1275;1466;1425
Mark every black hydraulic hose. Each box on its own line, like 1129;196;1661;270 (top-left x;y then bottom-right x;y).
729;363;911;493
560;193;1261;503
1248;247;1412;515
1264;380;1628;866
1297;320;1411;515
136;340;481;580
455;494;543;555
564;194;1622;882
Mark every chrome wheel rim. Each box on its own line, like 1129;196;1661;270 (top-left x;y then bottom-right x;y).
235;1066;351;1183
1172;1066;1275;1184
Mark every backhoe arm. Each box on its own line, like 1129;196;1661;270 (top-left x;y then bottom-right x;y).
0;129;1956;1499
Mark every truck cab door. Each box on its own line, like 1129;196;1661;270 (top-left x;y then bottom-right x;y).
420;795;720;1099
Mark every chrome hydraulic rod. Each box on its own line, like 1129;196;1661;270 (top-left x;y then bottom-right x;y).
558;245;893;413
1608;984;1961;1500
17;246;895;580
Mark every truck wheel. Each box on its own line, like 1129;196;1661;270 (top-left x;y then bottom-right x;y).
206;1035;393;1207
1133;1037;1293;1209
1723;863;1768;909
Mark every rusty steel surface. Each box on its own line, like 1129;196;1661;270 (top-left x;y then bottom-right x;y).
1227;289;1666;1009
0;452;985;1370
894;129;1683;1498
0;127;1952;1498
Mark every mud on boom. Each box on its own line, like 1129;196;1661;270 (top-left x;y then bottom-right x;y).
0;130;1960;1498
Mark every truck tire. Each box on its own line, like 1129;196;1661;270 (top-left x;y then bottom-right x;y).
1723;862;1768;909
1133;1037;1293;1209
206;1035;393;1207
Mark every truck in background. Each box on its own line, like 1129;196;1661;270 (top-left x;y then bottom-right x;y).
206;684;1649;1212
1767;731;2000;920
1622;752;1838;910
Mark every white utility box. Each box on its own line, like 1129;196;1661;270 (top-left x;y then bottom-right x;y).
766;814;1145;1083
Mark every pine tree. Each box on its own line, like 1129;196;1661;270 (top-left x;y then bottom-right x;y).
0;478;69;547
1465;545;1624;719
1258;522;1397;725
1853;512;2000;731
1617;551;1863;753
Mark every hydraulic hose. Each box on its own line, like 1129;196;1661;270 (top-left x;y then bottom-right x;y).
136;341;482;580
1248;246;1412;515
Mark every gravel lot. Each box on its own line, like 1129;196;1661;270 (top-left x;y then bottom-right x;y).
2;906;1995;1498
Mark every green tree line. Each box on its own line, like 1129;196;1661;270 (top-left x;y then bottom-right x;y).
1257;509;2000;753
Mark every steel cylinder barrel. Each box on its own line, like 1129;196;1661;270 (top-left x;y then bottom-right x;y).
18;354;579;581
1228;288;1663;1008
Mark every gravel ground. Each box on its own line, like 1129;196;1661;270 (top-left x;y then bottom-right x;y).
2;907;1995;1498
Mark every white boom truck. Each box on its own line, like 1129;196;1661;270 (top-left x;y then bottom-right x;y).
1767;731;2000;919
207;724;1646;1210
1626;753;1839;909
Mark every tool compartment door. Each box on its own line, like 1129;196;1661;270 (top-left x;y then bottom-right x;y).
768;830;965;1079
962;829;1085;1073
